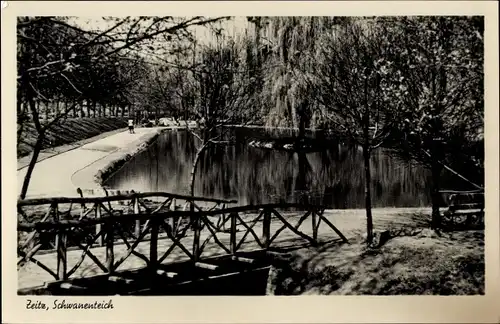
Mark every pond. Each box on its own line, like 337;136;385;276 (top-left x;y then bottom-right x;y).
104;127;466;209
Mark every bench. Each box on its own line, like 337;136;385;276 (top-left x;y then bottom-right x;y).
442;191;484;227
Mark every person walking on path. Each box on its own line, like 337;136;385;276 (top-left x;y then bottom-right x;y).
128;119;135;134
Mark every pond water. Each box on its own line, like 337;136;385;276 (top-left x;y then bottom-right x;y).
104;127;465;208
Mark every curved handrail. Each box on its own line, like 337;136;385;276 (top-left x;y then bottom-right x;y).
18;203;327;231
17;191;237;206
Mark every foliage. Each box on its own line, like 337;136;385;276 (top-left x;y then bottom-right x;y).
378;17;484;172
17;16;228;199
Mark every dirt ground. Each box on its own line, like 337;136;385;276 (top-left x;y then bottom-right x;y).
266;219;484;295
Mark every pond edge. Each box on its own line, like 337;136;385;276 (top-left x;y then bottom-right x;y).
93;128;167;189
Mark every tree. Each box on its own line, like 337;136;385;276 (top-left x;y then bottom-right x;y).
309;19;395;244
259;17;320;138
187;36;259;199
378;17;484;229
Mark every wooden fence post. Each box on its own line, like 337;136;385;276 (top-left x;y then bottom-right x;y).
77;188;86;219
54;203;67;280
219;203;227;231
133;198;141;238
192;204;201;262
105;221;114;274
262;209;271;249
150;216;159;271
96;203;103;246
169;198;177;235
230;212;237;254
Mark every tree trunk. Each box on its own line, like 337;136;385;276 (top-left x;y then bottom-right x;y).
362;143;374;244
79;101;84;117
19;135;44;200
189;140;210;261
20;89;45;200
86;100;91;118
189;142;210;199
296;152;310;205
299;118;306;141
121;105;125;118
431;162;442;229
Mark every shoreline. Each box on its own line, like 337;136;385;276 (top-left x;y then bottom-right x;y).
17;127;175;199
71;127;168;193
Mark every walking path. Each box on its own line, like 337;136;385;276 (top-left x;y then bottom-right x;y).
17;127;166;199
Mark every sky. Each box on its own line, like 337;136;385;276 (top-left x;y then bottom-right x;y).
68;16;250;44
63;16;253;68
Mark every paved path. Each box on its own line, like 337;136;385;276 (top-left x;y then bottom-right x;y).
17;127;164;199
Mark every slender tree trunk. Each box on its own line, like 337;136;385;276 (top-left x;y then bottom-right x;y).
79;101;84;117
362;75;374;245
189;140;210;261
121;105;125;118
296;152;309;205
20;91;45;200
431;162;443;229
190;142;210;199
362;143;374;244
86;100;91;118
20;136;44;200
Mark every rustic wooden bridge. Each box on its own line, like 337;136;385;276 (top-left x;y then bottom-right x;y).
17;191;348;295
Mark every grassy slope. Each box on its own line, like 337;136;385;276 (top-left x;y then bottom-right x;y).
268;229;484;295
17;117;128;158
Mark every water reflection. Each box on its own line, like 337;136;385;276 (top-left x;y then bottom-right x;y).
105;128;438;208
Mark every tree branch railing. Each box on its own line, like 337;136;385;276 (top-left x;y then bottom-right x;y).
18;197;348;288
18;191;236;255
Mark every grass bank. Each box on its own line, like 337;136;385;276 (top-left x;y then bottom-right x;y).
17;117;128;159
267;228;484;295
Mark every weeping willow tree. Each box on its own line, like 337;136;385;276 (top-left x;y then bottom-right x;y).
251;17;347;139
262;17;312;135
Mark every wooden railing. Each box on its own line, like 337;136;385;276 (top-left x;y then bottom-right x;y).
18;194;348;287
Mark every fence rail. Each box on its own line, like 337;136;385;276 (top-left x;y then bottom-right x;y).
17;192;348;288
